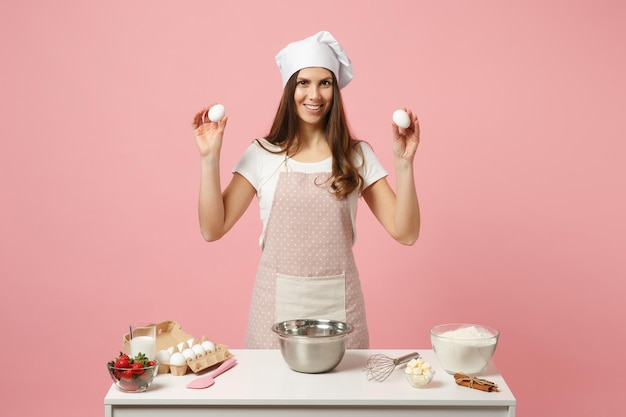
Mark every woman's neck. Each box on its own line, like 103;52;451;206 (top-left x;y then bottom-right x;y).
290;128;331;162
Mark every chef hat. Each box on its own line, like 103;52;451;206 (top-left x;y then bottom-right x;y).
275;31;354;89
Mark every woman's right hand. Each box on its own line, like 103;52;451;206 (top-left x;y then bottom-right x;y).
192;103;228;158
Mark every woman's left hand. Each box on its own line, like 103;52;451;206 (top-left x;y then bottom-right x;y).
391;108;420;162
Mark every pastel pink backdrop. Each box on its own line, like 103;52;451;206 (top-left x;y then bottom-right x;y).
1;1;624;416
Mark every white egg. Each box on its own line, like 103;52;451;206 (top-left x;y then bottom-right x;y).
201;340;216;353
208;104;225;122
156;349;171;363
182;348;196;360
191;344;206;357
169;352;186;366
392;109;411;129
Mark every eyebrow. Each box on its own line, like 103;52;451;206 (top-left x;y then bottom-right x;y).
296;76;333;83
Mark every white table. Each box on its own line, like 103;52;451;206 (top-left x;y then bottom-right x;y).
104;349;516;416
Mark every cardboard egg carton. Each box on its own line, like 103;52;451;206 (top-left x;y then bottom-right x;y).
123;320;232;376
166;339;232;376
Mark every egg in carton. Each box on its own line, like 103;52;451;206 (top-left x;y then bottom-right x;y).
159;338;232;376
155;342;191;375
165;346;189;376
186;337;232;373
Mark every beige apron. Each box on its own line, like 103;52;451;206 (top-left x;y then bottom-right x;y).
244;170;369;349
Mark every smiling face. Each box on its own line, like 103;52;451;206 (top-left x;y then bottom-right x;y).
293;67;334;127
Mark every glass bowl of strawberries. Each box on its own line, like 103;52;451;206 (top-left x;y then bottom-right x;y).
107;352;159;392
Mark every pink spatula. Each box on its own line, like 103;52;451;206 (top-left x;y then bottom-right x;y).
186;358;237;389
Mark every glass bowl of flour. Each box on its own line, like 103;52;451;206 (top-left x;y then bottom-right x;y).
430;323;499;376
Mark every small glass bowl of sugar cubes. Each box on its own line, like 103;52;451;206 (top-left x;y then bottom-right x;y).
404;357;435;388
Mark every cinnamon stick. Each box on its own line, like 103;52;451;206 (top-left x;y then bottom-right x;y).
453;373;499;392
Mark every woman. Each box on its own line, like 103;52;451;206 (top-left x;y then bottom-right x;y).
191;31;420;349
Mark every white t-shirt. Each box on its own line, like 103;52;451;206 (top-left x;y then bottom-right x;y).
233;138;388;248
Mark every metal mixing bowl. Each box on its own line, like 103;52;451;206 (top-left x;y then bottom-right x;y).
272;319;353;373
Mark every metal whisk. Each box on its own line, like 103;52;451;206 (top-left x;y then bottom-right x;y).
363;352;421;382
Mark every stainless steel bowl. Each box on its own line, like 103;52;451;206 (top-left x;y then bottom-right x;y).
272;319;353;373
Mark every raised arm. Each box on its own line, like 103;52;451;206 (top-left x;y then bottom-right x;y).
193;104;256;242
362;109;420;245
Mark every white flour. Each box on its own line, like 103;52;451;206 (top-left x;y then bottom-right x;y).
432;326;498;375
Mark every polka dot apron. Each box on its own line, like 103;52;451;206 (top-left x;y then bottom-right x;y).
244;170;369;349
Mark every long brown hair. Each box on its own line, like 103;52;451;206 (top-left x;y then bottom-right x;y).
262;70;364;199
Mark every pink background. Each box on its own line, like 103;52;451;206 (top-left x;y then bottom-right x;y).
1;1;624;416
